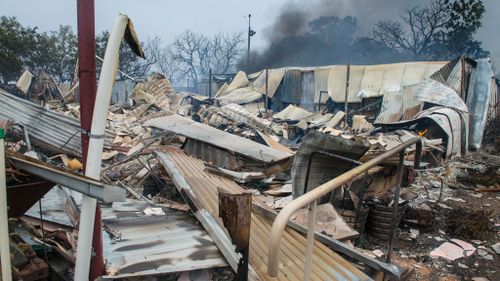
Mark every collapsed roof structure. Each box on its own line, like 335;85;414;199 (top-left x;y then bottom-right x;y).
0;12;498;280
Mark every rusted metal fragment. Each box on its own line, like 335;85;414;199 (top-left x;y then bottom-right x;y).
219;192;252;281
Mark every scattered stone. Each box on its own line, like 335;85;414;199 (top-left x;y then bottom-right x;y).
491;242;500;255
430;239;476;261
430;242;465;261
438;203;453;209
445;197;466;203
430;180;441;188
410;228;420;239
372;249;384;258
457;262;468;269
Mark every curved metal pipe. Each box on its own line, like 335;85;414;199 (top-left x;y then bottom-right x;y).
267;137;422;277
74;14;129;281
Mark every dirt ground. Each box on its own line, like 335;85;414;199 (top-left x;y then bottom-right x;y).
357;151;500;281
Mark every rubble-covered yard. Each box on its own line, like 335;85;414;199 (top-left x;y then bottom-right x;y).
1;55;499;281
360;151;500;281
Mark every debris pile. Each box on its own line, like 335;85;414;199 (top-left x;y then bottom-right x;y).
1;56;499;280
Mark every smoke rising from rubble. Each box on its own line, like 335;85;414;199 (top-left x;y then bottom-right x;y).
243;0;424;72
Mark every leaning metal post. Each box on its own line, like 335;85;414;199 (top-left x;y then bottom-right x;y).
386;151;405;263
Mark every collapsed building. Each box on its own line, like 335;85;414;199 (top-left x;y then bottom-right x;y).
0;13;499;281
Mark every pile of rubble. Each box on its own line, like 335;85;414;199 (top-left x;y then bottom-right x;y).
1;56;499;281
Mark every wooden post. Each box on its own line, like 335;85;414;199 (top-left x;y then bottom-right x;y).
219;191;252;281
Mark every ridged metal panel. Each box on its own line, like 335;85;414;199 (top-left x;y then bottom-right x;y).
217;87;263;105
314;68;331;104
101;200;227;278
273;105;315;121
346;65;365;102
327;65;349;102
300;71;316;111
374;91;403;124
218;104;275;134
248;68;286;98
280;69;303;105
328;62;447;103
224;71;249;95
156;148;373;281
183;139;244;170
0;89;114;156
145;115;291;163
401;84;421;120
414;78;468;112
466;58;493;149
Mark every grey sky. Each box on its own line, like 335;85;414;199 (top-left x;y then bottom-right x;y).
2;0;499;70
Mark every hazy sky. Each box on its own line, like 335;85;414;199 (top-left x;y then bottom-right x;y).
2;0;499;70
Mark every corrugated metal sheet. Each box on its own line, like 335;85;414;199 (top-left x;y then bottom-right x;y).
130;74;174;110
222;71;249;97
217;87;263;105
277;69;302;106
416;107;466;158
249;68;286;98
401;84;421;120
328;62;447;103
102;200;226;278
379;106;467;158
374;91;403;124
431;57;463;95
111;79;136;105
183;139;244;170
300;71;316;111
217;103;277;134
466;58;493;149
0;89;114;156
273;105;315;121
145;115;291;163
314;68;331;104
156;148;372;281
414;78;468;112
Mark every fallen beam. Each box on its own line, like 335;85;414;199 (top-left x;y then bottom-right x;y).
7;151;125;203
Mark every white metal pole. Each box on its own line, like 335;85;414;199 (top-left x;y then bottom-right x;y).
303;200;317;281
0;128;13;281
74;14;129;281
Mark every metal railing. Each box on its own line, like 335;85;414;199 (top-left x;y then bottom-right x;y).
267;137;422;280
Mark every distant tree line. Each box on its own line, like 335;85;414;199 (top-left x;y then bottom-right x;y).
0;16;244;90
0;0;489;90
248;0;489;71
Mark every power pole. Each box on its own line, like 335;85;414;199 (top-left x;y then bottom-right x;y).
247;14;256;70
